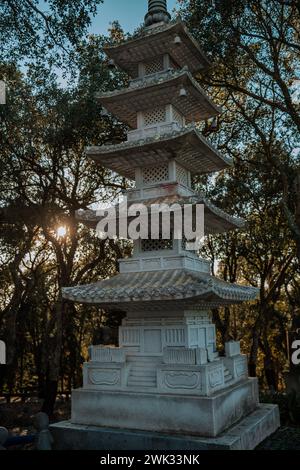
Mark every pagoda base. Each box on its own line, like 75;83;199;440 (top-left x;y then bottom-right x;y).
70;378;259;438
50;404;279;450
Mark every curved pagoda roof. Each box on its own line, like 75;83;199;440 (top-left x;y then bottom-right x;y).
76;193;245;235
86;126;231;178
104;21;211;77
97;69;221;127
62;269;259;309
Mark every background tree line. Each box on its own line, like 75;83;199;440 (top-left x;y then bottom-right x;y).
178;0;300;392
0;0;299;416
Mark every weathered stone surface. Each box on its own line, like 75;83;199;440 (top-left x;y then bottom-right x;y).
224;355;248;381
83;362;127;390
88;346;126;363
71;378;259;438
225;341;241;357
86;125;231;178
97;69;222;127
62;269;259;308
50;404;280;450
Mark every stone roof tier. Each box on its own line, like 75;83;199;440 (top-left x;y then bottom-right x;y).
97;69;221;128
104;21;210;77
76;194;245;235
62;269;259;309
86;126;231;179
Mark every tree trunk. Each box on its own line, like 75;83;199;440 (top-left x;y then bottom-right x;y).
264;361;278;392
249;328;259;377
262;332;278;391
41;297;64;416
41;380;58;416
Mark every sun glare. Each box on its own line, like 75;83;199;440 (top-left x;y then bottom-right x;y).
57;226;67;238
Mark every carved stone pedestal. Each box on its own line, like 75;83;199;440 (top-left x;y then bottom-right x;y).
50;404;279;450
59;311;279;444
71;378;259;437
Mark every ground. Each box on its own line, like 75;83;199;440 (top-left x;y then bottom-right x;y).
258;426;300;450
0;397;300;450
0;397;71;449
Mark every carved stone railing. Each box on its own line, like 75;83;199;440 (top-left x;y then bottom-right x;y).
129;68;178;89
127;122;182;142
89;346;126;363
163;347;208;365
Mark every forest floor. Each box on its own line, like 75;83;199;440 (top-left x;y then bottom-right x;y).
1;397;300;450
0;397;71;441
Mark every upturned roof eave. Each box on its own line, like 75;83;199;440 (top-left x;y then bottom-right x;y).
96;70;222;126
97;70;220;110
85;126;232;177
61;269;259;306
103;21;211;74
75;195;245;233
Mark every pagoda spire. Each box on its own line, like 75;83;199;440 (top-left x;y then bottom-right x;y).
144;0;171;27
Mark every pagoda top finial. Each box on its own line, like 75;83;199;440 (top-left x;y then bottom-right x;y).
144;0;171;27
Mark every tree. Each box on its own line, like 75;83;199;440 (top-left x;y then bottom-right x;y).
0;26;130;412
178;0;300;261
0;0;103;69
175;0;300;389
201;144;296;389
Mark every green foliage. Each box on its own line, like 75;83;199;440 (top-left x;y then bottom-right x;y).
180;0;300;389
0;0;103;69
0;4;131;405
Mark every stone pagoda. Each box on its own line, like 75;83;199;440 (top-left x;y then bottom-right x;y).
52;0;280;450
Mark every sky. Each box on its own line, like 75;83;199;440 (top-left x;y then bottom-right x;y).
89;0;179;35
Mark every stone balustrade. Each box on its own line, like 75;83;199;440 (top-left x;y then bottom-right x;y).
163;347;208;365
127;122;181;142
89;346;126;363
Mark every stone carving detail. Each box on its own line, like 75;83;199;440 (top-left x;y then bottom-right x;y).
164;371;200;389
165;328;185;345
235;357;247;377
142;239;173;252
209;367;223;388
143;106;166;126
163;348;196;365
142;163;169;184
127;121;181;142
121;328;140;345
90;346;125;363
88;369;120;386
176;164;189;186
196;348;208;365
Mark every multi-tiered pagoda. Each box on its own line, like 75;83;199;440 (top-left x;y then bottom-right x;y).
54;0;279;450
